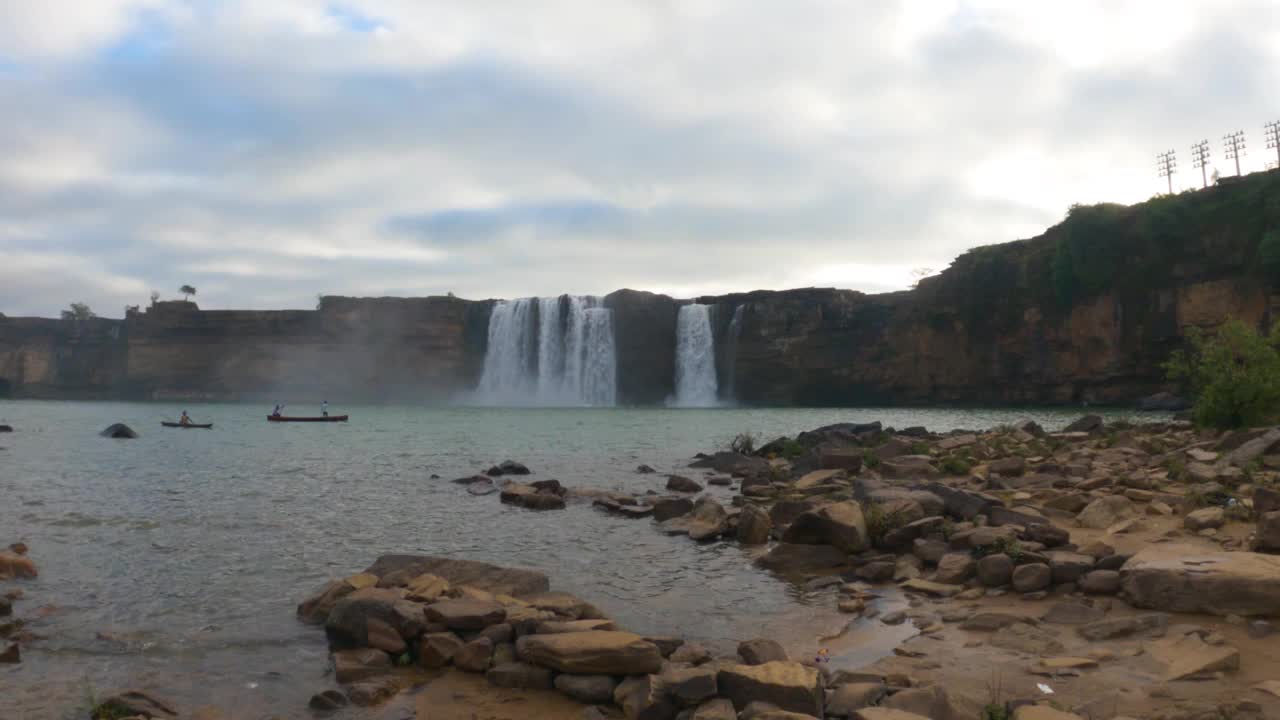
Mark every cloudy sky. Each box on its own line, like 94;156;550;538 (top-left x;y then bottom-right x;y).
2;1;1278;317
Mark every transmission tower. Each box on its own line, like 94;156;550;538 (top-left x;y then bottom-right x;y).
1224;130;1246;176
1266;120;1280;170
1157;149;1176;194
1191;139;1211;188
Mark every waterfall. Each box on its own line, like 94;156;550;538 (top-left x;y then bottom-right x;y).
474;295;617;406
723;304;744;402
672;303;719;407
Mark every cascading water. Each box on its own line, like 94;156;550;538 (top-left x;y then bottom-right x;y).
474;295;617;406
672;303;719;407
722;304;745;402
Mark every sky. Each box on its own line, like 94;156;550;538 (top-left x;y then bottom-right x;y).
1;1;1278;317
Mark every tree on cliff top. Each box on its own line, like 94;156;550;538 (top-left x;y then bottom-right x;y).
1165;318;1280;429
61;302;95;322
179;285;196;301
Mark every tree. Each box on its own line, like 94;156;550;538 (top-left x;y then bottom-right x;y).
61;302;95;322
1164;318;1280;429
179;285;196;301
1260;229;1280;286
149;290;160;306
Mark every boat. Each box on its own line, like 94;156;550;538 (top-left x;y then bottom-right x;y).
267;415;349;423
161;422;213;429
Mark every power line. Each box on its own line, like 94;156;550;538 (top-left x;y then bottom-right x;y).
1156;149;1177;194
1190;139;1211;188
1223;130;1246;177
1266;120;1280;170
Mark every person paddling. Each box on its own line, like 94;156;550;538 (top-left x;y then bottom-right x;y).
321;400;329;417
271;404;284;418
179;410;192;426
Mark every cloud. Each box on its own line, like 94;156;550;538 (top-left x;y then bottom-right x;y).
1;1;1279;317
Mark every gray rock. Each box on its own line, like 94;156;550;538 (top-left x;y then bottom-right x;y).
1041;602;1104;625
1012;563;1052;593
737;504;773;545
653;497;696;521
99;423;139;439
1120;544;1280;616
1076;496;1135;530
826;683;887;716
661;664;719;705
1047;552;1095;584
1079;570;1121;595
912;539;949;566
934;553;976;585
780;501;869;553
738;638;788;665
667;475;704;493
1184;507;1226;531
554;673;619;704
977;553;1014;587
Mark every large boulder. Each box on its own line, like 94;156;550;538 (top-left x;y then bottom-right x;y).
554;674;618;704
1120;544;1280;616
1076;496;1135;529
425;599;506;631
325;587;425;649
332;648;391;683
717;662;824;716
1218;428;1280;468
1062;415;1103;433
924;483;1002;520
658;498;731;541
362;555;549;597
737;504;773;545
738;638;788;665
780;501;868;553
1257;511;1280;553
613;673;678;720
500;481;567;510
517;631;663;675
661;664;719;705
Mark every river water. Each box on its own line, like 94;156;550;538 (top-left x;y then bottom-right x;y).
0;401;1160;718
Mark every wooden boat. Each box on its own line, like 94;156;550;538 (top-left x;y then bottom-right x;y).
267;415;348;423
161;422;213;429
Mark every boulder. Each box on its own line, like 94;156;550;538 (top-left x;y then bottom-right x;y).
1046;552;1095;585
738;638;788;665
332;648;391;683
989;456;1026;477
820;449;864;472
365;617;406;654
0;552;38;581
755;543;848;575
0;425;11;432
1012;564;1052;593
737;504;773;545
1219;428;1280;468
486;460;531;476
0;642;18;663
454;636;494;673
853;710;931;720
667;475;704;493
670;641;711;665
325;588;426;649
924;483;1002;520
977;554;1014;587
1148;632;1239;681
486;661;554;690
691;698;738;720
881;685;954;720
1062;415;1103;433
418;632;464;668
780;501;868;553
653;497;696;522
362;555;550;597
91;690;177;719
99;423;139;439
658;498;730;541
614;673;678;720
934;553;976;585
661;664;719;705
403;573;451;602
555;673;619;704
1076;496;1135;529
1079;570;1121;595
425;599;506;630
1184;506;1225;531
827;683;887;716
717;662;824;716
517;631;662;675
500;482;567;510
1257;511;1280;553
308;690;349;711
1120;544;1280;616
1256;487;1280;515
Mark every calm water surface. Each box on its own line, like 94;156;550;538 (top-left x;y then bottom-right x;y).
0;401;1160;718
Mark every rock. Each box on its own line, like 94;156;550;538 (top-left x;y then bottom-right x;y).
0;552;38;581
855;561;895;582
821;449;864;473
691;698;738;720
454;636;495;673
827;683;887;716
418;632;464;668
1046;552;1095;584
0;596;10;617
1219;428;1280;468
990;623;1065;655
613;674;678;720
364;617;406;655
0;642;18;663
977;554;1014;587
1076;613;1168;641
425;599;506;630
667;475;704;493
1013;706;1085;720
486;460;531;476
362;554;550;597
332;648;391;683
480;623;514;644
913;538;949;566
325;587;425;649
1041;602;1103;625
780;501;868;553
990;456;1026;476
500;481;567;510
402;573;451;602
717;662;823;716
924;483;1002;520
100;423;139;439
737;504;773;545
1256;487;1280;515
1257;511;1280;552
637;464;657;474
308;690;349;711
92;690;177;718
1063;415;1103;433
879;456;938;479
517;631;662;675
670;641;712;665
298;579;356;624
0;425;11;432
653;497;696;522
1184;506;1226;531
1247;620;1274;638
1012;563;1052;593
881;685;953;720
1079;570;1121;594
1076;496;1135;529
899;578;964;597
690;451;770;477
346;677;401;706
1120;544;1280;616
961;612;1027;631
487;661;554;690
662;664;719;705
934;554;975;585
853;710;931;720
1043;494;1089;513
555;674;619;704
1148;632;1239;681
739;638;788;665
1136;392;1190;412
658;498;730;541
536;619;617;634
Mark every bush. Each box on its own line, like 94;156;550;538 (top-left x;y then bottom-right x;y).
864;503;907;547
861;449;881;469
1052;203;1127;306
1261;229;1280;286
729;432;757;455
1164;319;1280;429
939;455;972;475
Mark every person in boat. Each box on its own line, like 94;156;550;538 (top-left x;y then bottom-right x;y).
179;410;191;426
271;404;283;417
321;400;329;417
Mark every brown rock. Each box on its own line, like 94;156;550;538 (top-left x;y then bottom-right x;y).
346;676;401;706
853;709;931;720
454;636;494;673
976;553;1014;587
653;496;696;521
1012;563;1052;593
658;498;730;541
1079;570;1121;595
780;501;869;553
486;661;554;690
1013;706;1084;720
425;599;506;630
1184;507;1226;531
827;682;887;715
737;504;773;545
555;673;619;704
934;553;976;585
717;661;824;716
1257;511;1280;553
364;617;406;655
692;698;738;720
91;690;177;718
738;638;789;665
0;642;18;663
661;664;719;705
1120;544;1280;616
881;685;954;720
325;588;425;650
418;632;464;668
332;648;391;683
1076;496;1135;529
362;554;549;597
990;623;1065;655
517;631;663;674
403;573;451;602
297;579;356;625
1148;632;1240;681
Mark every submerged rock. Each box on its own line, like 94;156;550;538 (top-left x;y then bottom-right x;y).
486;460;531;476
99;423;138;439
92;690;177;718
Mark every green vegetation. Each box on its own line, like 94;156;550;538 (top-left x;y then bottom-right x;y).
91;701;134;720
179;284;197;301
861;449;881;470
981;705;1010;720
729;432;757;455
60;301;95;322
1051;203;1127;305
1261;229;1280;285
771;437;806;459
1164;319;1280;429
939;455;972;475
864;503;907;547
907;441;931;455
972;535;1023;563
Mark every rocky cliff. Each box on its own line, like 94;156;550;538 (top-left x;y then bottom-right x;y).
2;169;1277;405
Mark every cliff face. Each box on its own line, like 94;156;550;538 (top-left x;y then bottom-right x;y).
2;170;1277;405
